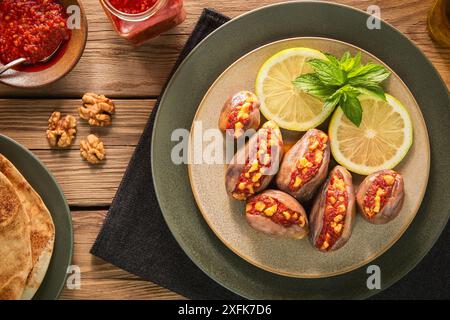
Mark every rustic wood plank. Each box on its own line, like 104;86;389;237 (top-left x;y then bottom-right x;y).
0;99;154;149
33;147;134;206
0;0;448;98
0;99;154;206
60;211;185;300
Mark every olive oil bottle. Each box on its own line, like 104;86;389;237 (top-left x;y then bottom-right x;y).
428;0;450;46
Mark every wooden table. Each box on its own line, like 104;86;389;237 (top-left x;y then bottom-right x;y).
0;0;448;300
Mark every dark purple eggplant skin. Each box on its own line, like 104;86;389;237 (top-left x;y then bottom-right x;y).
246;189;309;239
218;91;260;137
276;129;330;202
356;169;405;224
225;121;283;201
309;166;356;252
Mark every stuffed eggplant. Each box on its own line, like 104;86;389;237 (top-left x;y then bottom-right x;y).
225;121;283;201
276;129;330;202
245;189;309;239
218;90;261;139
356;169;404;224
309;166;356;252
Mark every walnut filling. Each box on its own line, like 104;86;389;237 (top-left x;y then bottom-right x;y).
289;132;328;191
226;92;257;138
46;111;77;148
316;171;348;251
363;173;396;218
246;195;306;227
79;93;115;127
80;134;106;164
232;124;281;200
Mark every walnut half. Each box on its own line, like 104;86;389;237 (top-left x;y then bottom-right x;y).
80;134;105;164
79;93;115;127
46;112;77;148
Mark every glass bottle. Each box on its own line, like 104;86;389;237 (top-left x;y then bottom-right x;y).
100;0;186;45
428;0;450;46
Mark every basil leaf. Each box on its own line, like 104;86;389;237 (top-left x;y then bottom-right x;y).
340;52;352;65
340;51;361;73
347;75;387;100
292;51;391;127
351;52;362;72
292;73;336;99
348;63;391;83
352;83;387;101
323;90;341;111
365;68;391;83
308;59;346;86
339;93;362;127
324;53;340;67
340;84;361;96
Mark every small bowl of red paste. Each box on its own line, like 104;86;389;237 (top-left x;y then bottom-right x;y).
0;0;88;88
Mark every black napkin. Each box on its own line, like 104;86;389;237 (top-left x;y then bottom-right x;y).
91;9;239;300
91;8;449;300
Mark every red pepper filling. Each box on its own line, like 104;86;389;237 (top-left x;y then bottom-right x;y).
109;0;158;14
232;125;280;200
246;195;306;227
225;93;256;137
289;132;328;191
316;171;348;251
0;0;70;65
363;173;397;218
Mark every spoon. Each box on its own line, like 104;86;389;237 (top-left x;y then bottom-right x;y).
0;42;63;75
0;58;27;75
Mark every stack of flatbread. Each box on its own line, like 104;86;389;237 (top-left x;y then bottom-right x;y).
0;154;55;300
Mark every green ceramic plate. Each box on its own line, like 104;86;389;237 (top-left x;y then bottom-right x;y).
188;37;430;279
152;2;450;299
0;135;73;300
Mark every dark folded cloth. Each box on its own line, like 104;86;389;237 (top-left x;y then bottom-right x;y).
91;9;239;300
91;8;449;300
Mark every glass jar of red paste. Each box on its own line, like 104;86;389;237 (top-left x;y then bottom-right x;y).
100;0;186;45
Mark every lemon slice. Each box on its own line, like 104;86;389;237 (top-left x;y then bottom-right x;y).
329;94;413;175
255;47;332;131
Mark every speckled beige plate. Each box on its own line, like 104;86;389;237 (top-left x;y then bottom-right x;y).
188;37;430;278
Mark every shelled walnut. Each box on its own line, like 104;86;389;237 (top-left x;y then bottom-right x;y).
79;93;115;126
46;112;77;148
80;134;106;164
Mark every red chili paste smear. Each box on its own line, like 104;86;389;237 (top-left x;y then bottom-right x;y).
0;0;70;65
109;0;158;14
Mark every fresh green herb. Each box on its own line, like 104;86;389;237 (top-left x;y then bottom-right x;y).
293;51;391;126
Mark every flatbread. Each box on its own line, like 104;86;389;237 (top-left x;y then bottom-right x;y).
0;154;55;300
0;172;33;300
